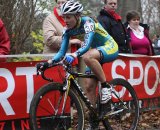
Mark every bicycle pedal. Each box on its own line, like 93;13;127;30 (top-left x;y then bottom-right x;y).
99;110;112;120
103;108;124;119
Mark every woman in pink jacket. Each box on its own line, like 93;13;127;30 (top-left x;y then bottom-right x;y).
124;10;154;55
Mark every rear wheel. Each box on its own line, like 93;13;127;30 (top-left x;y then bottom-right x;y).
29;82;85;130
102;78;139;130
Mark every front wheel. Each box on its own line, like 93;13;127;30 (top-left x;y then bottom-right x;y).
102;78;139;130
29;82;85;130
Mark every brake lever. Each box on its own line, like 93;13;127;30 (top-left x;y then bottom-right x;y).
36;70;41;76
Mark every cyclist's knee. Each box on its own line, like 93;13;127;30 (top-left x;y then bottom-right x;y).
83;54;90;60
83;54;93;64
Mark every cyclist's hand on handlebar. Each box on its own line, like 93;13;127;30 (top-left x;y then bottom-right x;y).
63;55;75;64
36;62;49;72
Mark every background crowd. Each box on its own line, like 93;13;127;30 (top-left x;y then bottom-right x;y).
0;0;160;62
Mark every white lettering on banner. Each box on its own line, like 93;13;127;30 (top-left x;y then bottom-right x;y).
144;61;159;95
112;59;126;79
128;60;143;86
112;59;159;96
16;67;36;113
112;59;126;98
0;68;15;115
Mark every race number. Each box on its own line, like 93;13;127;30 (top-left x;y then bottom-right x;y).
84;20;94;33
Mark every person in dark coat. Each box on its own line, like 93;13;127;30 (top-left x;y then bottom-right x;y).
97;0;131;53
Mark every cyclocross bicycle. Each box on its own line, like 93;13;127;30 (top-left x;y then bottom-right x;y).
29;62;139;130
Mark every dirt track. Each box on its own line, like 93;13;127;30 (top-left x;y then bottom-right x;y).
137;110;160;130
84;109;160;130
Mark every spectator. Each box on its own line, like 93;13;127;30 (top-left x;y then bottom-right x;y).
152;34;160;55
124;10;154;55
152;34;160;46
152;34;159;44
42;0;82;58
156;35;160;47
0;18;10;62
97;0;131;53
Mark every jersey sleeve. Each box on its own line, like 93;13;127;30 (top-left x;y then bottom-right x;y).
75;19;95;57
52;32;70;62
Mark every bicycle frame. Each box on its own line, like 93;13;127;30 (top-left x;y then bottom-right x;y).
68;73;132;119
61;70;98;116
41;63;126;118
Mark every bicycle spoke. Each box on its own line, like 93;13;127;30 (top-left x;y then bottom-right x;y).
110;89;136;129
29;83;85;130
102;78;139;130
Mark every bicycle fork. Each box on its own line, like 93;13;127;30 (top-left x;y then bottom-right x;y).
55;73;71;115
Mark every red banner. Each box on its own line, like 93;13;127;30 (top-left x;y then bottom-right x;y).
0;61;65;121
0;54;160;129
103;55;160;100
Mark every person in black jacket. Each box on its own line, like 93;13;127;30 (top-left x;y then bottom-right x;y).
97;0;131;53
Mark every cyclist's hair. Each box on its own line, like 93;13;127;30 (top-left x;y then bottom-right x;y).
90;16;98;23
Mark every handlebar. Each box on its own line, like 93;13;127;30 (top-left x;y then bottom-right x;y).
37;63;62;82
37;62;74;82
37;62;97;82
41;71;53;82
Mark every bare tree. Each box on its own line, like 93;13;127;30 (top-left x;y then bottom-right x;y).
0;0;51;54
117;0;142;22
81;0;142;21
141;0;160;35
